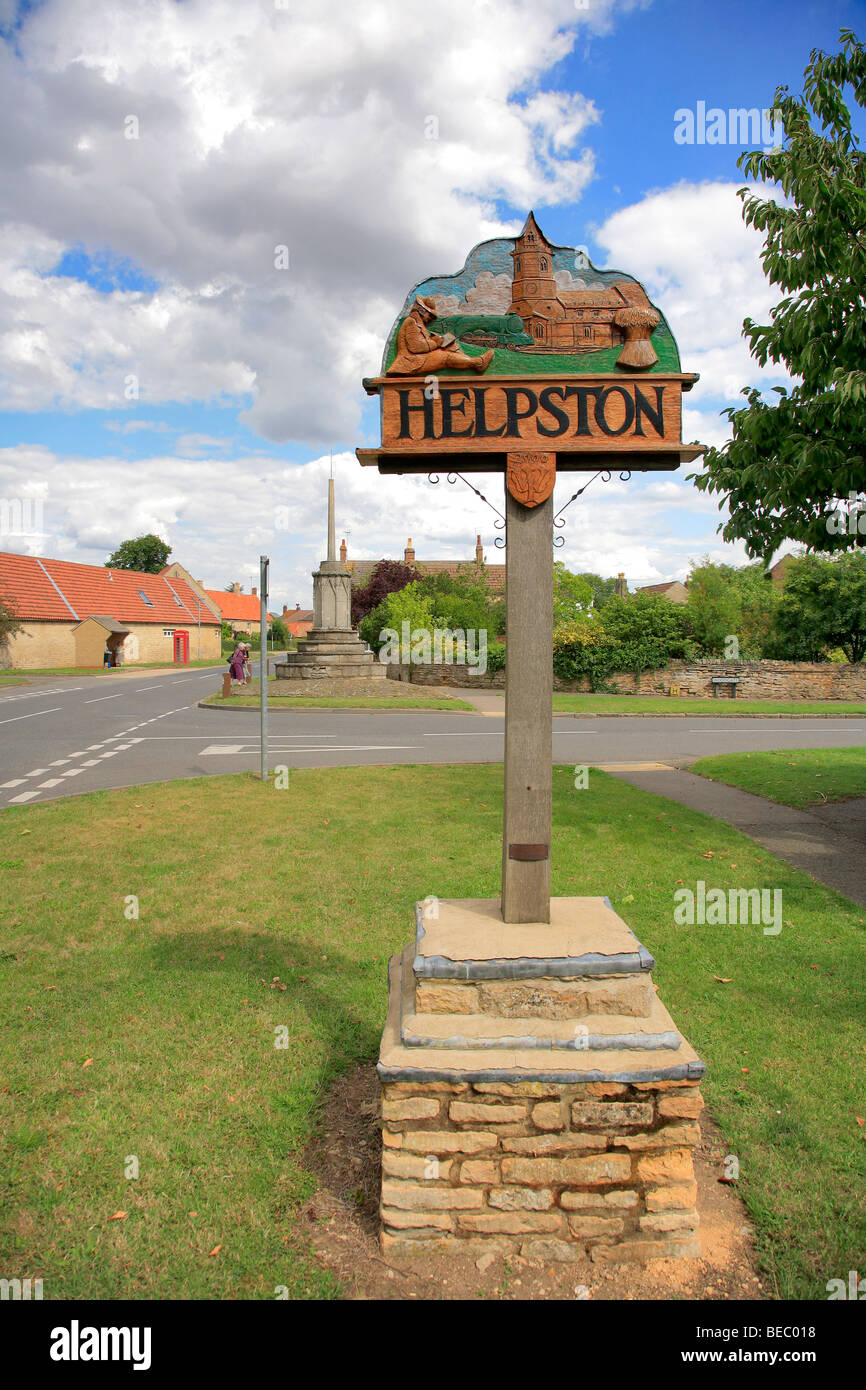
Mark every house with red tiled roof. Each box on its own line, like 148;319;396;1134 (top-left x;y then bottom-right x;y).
0;551;222;669
280;604;314;639
202;581;274;639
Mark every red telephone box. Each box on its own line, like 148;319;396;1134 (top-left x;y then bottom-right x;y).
173;630;189;664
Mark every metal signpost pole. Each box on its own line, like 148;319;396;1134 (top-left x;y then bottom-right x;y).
260;555;269;782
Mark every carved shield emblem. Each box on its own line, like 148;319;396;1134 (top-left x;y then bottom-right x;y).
506;452;556;508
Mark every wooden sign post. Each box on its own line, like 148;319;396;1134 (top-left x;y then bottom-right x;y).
361;214;708;1265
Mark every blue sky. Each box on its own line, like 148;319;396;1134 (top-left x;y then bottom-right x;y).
0;0;862;607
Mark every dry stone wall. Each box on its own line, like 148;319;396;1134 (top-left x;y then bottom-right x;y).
389;659;866;700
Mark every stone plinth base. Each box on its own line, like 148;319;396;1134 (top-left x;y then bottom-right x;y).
277;628;386;683
378;898;705;1263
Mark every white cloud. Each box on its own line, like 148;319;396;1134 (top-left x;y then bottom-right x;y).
0;439;750;606
0;0;635;441
596;180;788;406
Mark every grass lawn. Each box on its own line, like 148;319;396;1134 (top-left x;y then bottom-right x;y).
691;747;866;809
552;694;866;716
0;676;26;687
1;766;863;1300
205;676;473;711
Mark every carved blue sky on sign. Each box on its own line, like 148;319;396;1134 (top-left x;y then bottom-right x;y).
382;213;680;376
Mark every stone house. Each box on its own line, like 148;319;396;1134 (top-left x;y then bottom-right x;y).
281;604;314;638
0;551;222;668
203;582;273;638
635;579;689;604
342;536;506;595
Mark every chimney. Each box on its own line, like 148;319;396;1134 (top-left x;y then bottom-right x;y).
252;586;257;598
295;603;300;610
475;534;483;564
340;538;347;564
231;582;241;594
615;572;628;599
405;538;415;565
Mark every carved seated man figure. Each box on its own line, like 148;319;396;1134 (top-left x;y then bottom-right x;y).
386;295;494;376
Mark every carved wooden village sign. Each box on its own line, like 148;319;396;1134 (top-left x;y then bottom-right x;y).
360;216;709;1267
359;211;702;497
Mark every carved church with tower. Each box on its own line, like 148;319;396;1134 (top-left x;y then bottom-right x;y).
508;212;652;351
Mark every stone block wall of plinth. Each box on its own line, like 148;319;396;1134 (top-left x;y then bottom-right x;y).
378;897;705;1263
276;629;387;683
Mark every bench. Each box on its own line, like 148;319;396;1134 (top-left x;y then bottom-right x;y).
712;676;740;699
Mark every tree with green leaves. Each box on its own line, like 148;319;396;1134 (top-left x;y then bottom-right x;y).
106;534;172;573
773;551;866;661
0;594;22;650
692;30;866;558
686;558;779;658
358;582;434;652
575;571;618;611
553;562;594;627
350;560;417;626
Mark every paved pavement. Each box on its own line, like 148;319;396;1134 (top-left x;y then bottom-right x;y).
603;765;866;907
1;666;865;826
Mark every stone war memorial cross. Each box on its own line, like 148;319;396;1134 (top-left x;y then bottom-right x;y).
358;214;709;1264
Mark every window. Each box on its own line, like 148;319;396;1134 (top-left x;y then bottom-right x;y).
535;325;544;338
584;326;592;338
515;257;520;271
540;258;548;270
138;590;154;606
163;628;175;637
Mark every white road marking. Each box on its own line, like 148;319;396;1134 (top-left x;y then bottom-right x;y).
8;790;41;803
84;744;105;751
37;778;65;788
85;693;123;703
80;759;101;767
136;685;164;691
97;751;118;758
0;706;61;725
61;769;85;778
1;778;26;788
422;732;506;738
200;744;244;755
198;743;414;754
49;759;71;766
23;769;50;776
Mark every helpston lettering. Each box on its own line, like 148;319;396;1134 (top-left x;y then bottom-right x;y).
395;381;667;443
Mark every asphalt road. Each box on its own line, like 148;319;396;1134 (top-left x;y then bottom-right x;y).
2;662;865;809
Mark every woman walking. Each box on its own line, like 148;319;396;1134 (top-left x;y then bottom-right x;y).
229;642;246;687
